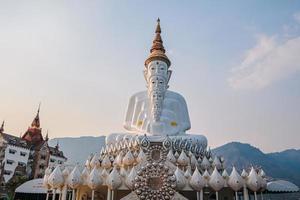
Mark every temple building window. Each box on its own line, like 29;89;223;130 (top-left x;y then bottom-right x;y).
4;170;11;175
20;151;26;156
18;161;26;167
6;160;13;165
8;149;16;154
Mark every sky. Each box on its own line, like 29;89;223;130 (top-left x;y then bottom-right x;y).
0;1;300;152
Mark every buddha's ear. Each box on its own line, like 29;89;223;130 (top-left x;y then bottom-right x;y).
167;70;172;84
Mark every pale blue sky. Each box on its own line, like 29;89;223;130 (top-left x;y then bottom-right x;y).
0;1;300;152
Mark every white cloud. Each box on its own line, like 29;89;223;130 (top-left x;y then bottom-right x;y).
294;12;300;24
228;34;300;90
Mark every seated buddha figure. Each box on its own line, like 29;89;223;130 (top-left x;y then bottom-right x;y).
124;19;191;136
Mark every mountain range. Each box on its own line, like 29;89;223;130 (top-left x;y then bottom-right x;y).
49;136;300;186
213;142;300;187
49;136;106;165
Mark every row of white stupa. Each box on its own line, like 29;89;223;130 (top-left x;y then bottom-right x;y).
43;140;267;200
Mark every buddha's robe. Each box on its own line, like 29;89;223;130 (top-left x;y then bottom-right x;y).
124;90;191;136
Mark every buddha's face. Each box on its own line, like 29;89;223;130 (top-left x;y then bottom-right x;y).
149;76;166;93
145;61;170;122
144;61;171;87
148;61;168;76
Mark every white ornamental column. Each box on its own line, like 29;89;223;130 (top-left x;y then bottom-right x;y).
46;190;50;200
88;167;103;200
189;167;205;200
107;189;111;200
52;189;57;200
208;167;225;200
72;190;76;200
202;169;210;199
68;166;82;200
125;166;137;190
246;167;261;200
106;166;122;200
111;190;115;200
48;166;64;200
43;167;52;200
200;190;203;200
227;167;243;200
259;169;267;200
241;169;249;200
61;168;70;200
174;166;186;190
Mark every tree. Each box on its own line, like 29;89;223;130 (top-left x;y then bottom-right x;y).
4;166;29;200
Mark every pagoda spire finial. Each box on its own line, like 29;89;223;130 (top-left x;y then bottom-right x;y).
150;18;165;53
31;103;41;128
37;102;41;115
155;18;161;33
0;121;4;133
145;18;171;67
45;130;49;141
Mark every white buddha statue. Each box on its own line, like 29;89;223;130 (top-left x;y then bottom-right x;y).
124;19;191;136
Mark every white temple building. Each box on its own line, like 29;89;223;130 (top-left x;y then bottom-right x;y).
43;19;268;200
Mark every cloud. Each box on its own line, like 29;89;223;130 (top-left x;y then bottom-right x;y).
228;34;300;90
294;12;300;24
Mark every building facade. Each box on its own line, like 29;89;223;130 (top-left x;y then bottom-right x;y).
0;108;67;183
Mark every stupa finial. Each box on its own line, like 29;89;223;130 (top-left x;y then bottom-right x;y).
145;18;171;67
0;120;4;133
155;18;161;33
45;130;49;141
38;102;41;114
31;103;41;128
150;18;165;53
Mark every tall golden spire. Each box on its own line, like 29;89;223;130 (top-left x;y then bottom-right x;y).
145;18;171;67
150;18;164;53
31;103;41;128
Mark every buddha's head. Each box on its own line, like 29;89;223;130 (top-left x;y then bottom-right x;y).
145;61;171;122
